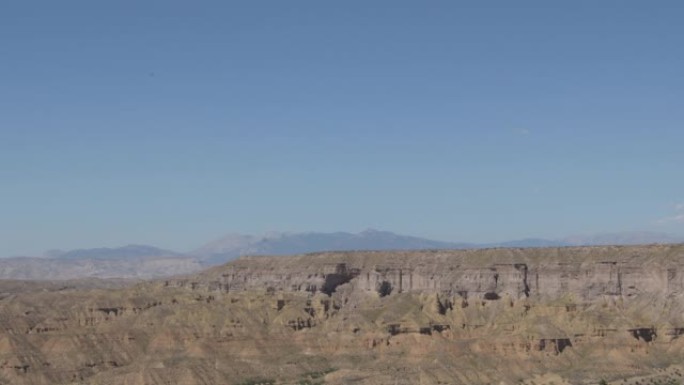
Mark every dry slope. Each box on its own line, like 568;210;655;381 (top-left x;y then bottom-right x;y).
2;244;684;385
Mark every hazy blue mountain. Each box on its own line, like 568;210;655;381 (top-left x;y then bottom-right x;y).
249;229;474;254
561;231;684;246
0;245;200;280
192;229;476;265
0;256;202;280
2;230;682;280
491;232;684;248
52;244;180;260
190;233;264;261
488;238;571;248
192;229;684;265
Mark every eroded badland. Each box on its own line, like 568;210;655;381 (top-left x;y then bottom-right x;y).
3;244;684;384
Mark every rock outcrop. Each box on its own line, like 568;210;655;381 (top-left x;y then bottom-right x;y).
186;245;684;301
1;244;684;385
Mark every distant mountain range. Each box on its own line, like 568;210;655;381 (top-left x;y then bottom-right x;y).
190;229;474;265
1;229;683;280
0;245;195;280
189;229;684;264
0;256;201;281
47;244;179;260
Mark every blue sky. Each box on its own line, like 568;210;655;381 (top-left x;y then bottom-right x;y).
1;1;683;256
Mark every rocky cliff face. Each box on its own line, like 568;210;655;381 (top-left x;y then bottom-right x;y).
2;245;684;385
188;245;684;301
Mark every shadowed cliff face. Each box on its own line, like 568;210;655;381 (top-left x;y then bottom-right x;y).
192;245;684;301
2;244;684;385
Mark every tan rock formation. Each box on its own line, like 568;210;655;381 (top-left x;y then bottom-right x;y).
2;245;684;384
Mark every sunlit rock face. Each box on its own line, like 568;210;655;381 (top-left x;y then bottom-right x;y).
194;245;684;302
2;244;684;385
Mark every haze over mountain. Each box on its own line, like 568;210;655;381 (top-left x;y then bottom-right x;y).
0;256;202;280
2;230;683;281
190;229;684;265
0;245;199;280
561;231;684;247
191;229;475;265
47;244;179;260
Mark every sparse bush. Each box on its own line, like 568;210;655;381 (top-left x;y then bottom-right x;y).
298;367;336;385
378;281;392;297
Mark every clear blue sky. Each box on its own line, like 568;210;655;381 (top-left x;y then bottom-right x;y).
1;1;683;256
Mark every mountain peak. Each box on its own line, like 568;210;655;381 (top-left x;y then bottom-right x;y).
191;229;466;264
360;228;382;234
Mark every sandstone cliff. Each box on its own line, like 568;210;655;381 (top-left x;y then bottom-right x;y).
2;245;684;385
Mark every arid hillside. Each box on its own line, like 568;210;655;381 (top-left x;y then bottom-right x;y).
2;244;684;385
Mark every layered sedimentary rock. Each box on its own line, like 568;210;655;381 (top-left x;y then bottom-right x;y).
2;244;684;385
183;245;684;300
